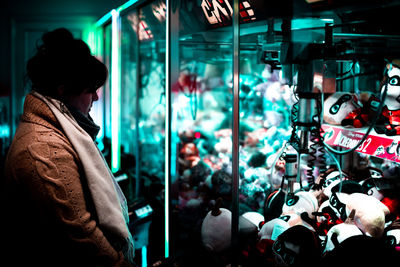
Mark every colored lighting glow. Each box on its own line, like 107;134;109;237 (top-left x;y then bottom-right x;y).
95;0;139;27
0;125;10;138
142;246;147;267
165;0;170;258
111;9;121;173
117;0;139;12
96;12;112;27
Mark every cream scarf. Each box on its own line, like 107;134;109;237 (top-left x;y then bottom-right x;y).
32;91;134;262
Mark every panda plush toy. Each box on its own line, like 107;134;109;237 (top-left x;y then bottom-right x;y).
375;60;400;135
323;92;360;126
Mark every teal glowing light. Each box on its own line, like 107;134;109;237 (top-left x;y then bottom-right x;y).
142;246;147;267
165;0;171;258
117;0;139;12
96;12;112;27
95;0;139;27
111;9;121;173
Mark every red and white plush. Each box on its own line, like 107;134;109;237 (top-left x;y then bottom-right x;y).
201;200;231;252
324;210;364;253
316;200;341;225
242;211;265;231
279;210;316;231
345;193;390;237
376;60;400;135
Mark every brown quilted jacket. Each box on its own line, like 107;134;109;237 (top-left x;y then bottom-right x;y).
2;93;130;266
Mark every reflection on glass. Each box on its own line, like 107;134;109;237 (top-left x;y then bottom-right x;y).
119;1;167;265
169;1;235;264
238;52;293;214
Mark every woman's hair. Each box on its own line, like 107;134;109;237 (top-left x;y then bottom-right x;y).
27;28;108;98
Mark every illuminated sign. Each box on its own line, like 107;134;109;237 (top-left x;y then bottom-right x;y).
201;0;256;26
135;204;153;218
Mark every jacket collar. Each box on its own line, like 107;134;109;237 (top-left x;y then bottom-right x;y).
21;92;62;131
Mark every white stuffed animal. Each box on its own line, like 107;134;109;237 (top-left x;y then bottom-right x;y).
345;193;390;237
324;209;364;253
201;199;231;252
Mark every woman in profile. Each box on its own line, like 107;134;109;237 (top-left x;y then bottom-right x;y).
2;28;134;266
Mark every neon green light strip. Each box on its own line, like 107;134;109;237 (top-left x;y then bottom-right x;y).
111;9;121;173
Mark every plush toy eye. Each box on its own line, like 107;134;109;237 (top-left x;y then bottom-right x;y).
367;189;374;196
389;75;400;86
330;196;337;207
323;180;331;187
279;215;290;222
338;206;345;214
330;104;340;114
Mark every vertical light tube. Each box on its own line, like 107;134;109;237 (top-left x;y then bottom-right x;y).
111;9;121;173
231;0;240;266
135;11;141;198
164;0;171;258
141;246;147;267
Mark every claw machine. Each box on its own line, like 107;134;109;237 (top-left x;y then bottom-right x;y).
96;0;400;266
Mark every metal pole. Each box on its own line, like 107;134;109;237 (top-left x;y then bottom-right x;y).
231;0;240;266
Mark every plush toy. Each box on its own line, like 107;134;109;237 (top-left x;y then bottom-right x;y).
323;209;364;253
281;191;319;220
323;92;360;125
266;152;286;189
201;199;231;252
345;192;390;237
272;225;322;267
179;143;200;169
328;180;364;221
239;214;259;238
341;93;380;128
242;211;265;230
259;218;290;241
315;199;343;235
360;175;400;219
384;220;400;247
360;178;385;200
279;210;316;231
264;189;286;221
313;169;349;203
375;60;400;135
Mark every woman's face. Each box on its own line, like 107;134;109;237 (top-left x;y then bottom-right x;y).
66;89;99;116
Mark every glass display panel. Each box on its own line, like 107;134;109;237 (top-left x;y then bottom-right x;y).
169;0;234;264
238;23;293;216
137;2;166;181
119;1;167;265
